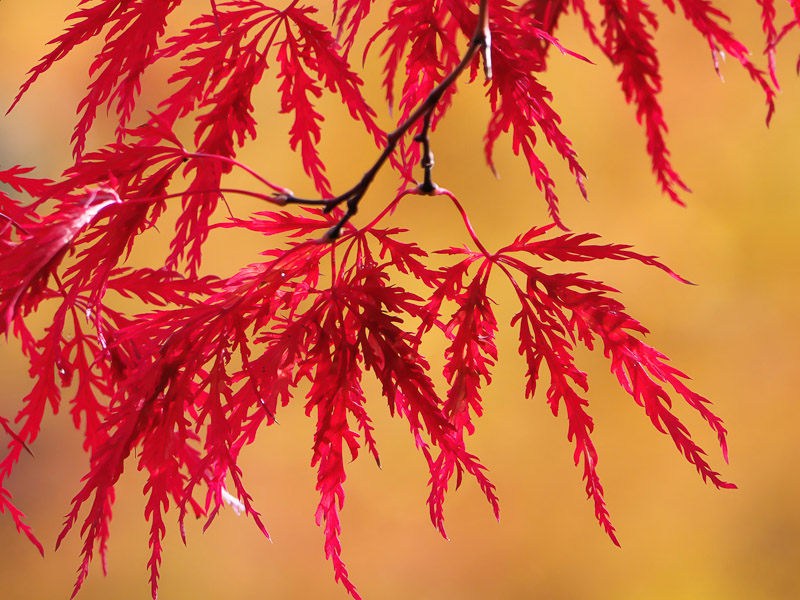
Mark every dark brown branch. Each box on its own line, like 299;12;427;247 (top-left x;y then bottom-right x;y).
284;0;492;241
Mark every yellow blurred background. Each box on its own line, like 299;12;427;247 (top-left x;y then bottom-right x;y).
2;1;799;599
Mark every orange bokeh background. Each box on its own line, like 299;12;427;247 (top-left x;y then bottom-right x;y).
2;2;799;599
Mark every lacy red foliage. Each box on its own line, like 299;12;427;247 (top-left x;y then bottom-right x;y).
2;1;795;598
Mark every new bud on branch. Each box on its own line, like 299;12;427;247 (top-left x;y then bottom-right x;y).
0;1;795;598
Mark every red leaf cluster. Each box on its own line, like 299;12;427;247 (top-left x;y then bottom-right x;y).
3;1;796;598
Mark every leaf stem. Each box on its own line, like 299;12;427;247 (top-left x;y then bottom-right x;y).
184;151;293;197
0;212;31;237
437;187;493;258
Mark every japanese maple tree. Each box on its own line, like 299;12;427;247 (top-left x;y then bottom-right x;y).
1;1;795;598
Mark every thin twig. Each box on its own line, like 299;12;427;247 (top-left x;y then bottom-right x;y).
478;0;492;80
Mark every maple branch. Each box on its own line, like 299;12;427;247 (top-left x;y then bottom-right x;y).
285;0;492;241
